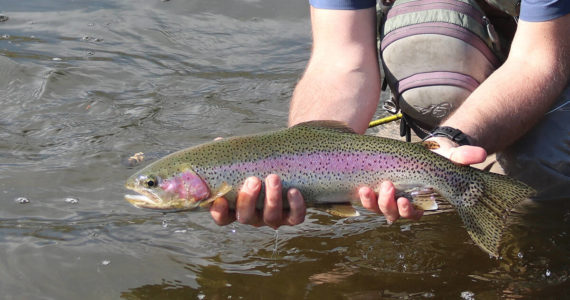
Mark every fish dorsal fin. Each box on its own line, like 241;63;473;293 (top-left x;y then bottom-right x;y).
293;120;356;134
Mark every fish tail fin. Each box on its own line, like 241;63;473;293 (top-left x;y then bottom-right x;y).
454;170;535;257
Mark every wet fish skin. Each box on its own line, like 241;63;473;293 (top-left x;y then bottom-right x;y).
125;121;535;257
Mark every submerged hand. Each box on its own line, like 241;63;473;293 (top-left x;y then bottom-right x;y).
210;174;306;229
361;137;487;223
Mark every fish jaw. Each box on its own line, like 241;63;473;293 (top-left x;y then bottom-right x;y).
124;191;193;212
124;171;211;211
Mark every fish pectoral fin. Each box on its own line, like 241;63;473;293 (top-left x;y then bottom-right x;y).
199;182;233;209
322;203;360;218
395;187;440;211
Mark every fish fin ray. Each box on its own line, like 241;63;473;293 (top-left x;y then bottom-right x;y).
455;170;535;257
319;203;360;217
394;186;440;211
199;182;233;209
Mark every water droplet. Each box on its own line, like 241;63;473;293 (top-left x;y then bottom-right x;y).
15;197;29;204
197;293;205;300
52;57;62;61
545;269;551;277
517;252;523;259
102;260;110;265
65;197;79;204
162;219;168;228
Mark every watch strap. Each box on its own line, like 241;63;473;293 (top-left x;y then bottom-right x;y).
423;126;471;146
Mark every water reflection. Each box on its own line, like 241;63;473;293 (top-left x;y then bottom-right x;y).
116;201;570;299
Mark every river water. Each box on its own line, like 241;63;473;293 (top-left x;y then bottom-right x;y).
1;0;568;299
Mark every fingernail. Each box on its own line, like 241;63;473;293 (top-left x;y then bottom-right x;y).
380;181;391;194
266;175;279;188
288;189;299;201
246;177;259;190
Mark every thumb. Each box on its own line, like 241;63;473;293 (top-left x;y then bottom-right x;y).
428;137;487;165
448;145;487;165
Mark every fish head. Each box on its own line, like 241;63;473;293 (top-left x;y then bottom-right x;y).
124;164;211;212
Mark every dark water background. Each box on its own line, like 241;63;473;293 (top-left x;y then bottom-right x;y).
1;0;568;299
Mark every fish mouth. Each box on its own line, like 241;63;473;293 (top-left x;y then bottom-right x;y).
124;193;162;209
125;194;173;211
124;178;178;210
124;187;201;212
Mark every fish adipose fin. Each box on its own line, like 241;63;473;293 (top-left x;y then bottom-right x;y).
455;170;535;257
419;140;440;150
293;120;357;134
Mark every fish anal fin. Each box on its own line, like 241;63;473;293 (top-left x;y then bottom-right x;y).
395;187;440;211
294;120;356;134
411;194;439;211
323;203;360;217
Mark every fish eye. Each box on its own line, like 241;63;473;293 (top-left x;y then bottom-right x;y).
140;175;159;188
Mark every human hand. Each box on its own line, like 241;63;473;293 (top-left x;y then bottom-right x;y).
209;174;306;229
360;137;487;224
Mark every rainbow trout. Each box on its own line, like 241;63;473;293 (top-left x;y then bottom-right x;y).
125;121;535;256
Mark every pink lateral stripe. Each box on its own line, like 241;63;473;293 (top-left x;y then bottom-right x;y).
210;151;406;175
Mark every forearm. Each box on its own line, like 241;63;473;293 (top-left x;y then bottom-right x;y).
443;17;569;153
444;58;565;152
288;7;381;134
289;59;381;133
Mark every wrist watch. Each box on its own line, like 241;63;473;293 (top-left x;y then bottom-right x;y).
423;126;471;146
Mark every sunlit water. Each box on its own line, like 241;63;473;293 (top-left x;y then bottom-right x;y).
1;1;568;299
